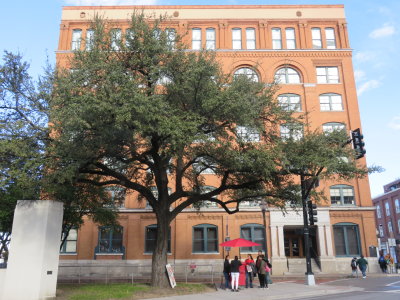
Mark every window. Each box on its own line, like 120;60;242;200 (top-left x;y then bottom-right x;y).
197;186;218;208
385;202;390;216
330;185;355;205
60;228;78;253
319;93;343;111
86;29;94;50
232;28;242;50
388;221;393;233
234;67;259;82
125;28;134;47
145;225;171;253
275;67;301;84
333;223;361;256
285;28;296;49
325;28;336;49
272;28;282;49
280;124;303;141
206;28;216;50
278;94;301;112
240;224;265;252
193;224;218;253
377;205;382;218
379;224;384;237
147;186;172;208
311;28;322;49
166;28;176;48
105;186;125;208
316;67;339;84
322;122;346;133
193;157;216;174
236;126;260;142
246;28;256;49
110;28;121;50
395;199;400;213
97;226;123;253
239;199;261;208
398;220;400;233
71;29;82;50
192;28;202;50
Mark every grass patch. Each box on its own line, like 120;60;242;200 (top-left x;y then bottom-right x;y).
57;282;214;300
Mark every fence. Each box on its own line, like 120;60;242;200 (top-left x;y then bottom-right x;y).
58;263;221;285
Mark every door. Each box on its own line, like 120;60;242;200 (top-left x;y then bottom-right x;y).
284;235;303;257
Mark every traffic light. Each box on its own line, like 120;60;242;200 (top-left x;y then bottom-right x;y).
351;128;366;159
307;200;318;226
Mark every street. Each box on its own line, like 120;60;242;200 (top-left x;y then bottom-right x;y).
296;276;400;300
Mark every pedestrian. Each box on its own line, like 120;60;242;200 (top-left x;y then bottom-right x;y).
350;257;358;277
385;254;394;273
378;253;387;273
223;255;231;290
257;254;269;289
356;255;368;279
230;255;242;292
245;254;255;288
264;257;273;284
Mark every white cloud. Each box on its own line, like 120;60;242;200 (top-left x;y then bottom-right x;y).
64;0;158;5
388;116;400;130
369;23;395;39
353;70;366;82
354;51;375;63
357;79;381;96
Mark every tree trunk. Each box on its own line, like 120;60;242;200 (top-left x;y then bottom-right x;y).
151;213;171;288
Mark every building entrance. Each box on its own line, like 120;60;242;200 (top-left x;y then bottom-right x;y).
284;227;318;258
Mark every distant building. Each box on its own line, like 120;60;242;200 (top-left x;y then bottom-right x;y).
57;4;378;275
372;179;400;263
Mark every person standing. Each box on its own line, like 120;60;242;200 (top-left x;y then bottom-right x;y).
244;254;255;288
264;257;273;284
257;254;268;289
230;255;242;292
223;255;231;290
350;257;358;277
356;255;368;279
378;254;387;273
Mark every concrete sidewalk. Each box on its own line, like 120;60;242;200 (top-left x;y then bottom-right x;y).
145;280;363;300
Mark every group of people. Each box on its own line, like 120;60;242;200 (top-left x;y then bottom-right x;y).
378;253;395;273
223;250;272;292
350;255;369;278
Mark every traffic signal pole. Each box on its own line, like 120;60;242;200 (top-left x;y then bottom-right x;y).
301;174;316;286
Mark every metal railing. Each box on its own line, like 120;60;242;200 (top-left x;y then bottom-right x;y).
58;263;219;284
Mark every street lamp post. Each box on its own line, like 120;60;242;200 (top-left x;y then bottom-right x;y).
260;199;268;259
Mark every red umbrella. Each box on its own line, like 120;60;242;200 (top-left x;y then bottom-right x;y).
220;238;260;247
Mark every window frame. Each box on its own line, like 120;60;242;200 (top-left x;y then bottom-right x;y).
60;228;78;254
275;67;301;84
110;28;122;51
144;224;171;254
330;184;355;206
379;224;384;237
236;125;261;142
385;202;390;216
278;93;301;112
395;199;400;213
280;124;303;141
311;27;322;49
232;28;242;50
377;205;382;218
97;226;124;254
192;28;202;50
333;223;361;257
319;93;344;111
85;29;94;50
272;27;282;49
316;66;339;84
388;221;393;233
246;28;256;50
205;28;216;50
240;224;265;253
71;29;82;50
325;28;336;49
192;224;219;253
322;122;346;133
233;67;259;82
285;27;296;49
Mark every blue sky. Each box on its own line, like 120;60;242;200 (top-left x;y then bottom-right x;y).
1;0;399;197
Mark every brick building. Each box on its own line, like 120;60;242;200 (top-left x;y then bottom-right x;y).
57;5;378;275
372;179;400;264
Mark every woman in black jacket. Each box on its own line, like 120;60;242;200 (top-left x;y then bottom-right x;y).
230;256;242;291
223;255;231;290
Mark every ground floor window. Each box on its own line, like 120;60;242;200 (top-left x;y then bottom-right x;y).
60;228;77;253
240;224;265;252
97;226;123;253
333;223;361;256
193;224;218;253
145;224;171;253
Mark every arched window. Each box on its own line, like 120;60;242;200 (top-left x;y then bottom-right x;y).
145;224;171;253
275;67;301;84
240;224;265;252
234;67;259;82
278;94;301;111
330;185;355;205
319;93;343;111
322;122;346;133
96;226;123;253
193;224;218;253
333;223;361;256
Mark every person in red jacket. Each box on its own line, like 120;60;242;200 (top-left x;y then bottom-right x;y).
244;254;255;288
